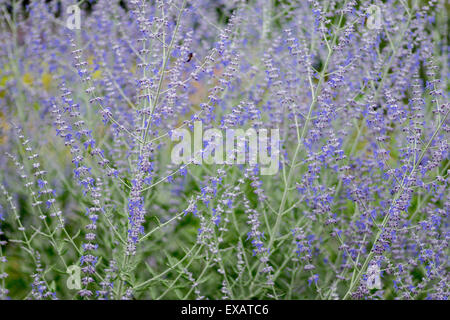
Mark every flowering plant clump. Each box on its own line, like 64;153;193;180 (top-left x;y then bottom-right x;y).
0;0;448;300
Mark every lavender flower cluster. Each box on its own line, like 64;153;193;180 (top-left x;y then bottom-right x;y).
0;0;448;300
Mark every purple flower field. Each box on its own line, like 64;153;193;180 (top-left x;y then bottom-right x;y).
0;0;448;300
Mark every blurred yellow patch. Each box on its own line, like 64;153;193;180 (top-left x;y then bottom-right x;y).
0;112;10;145
92;69;102;79
0;75;10;98
42;73;52;91
0;75;10;86
23;73;33;86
